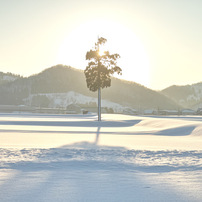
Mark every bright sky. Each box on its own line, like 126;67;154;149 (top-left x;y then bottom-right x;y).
0;0;202;90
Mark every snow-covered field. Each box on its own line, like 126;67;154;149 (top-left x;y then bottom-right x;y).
0;113;202;202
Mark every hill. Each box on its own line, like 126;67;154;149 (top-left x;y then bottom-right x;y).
0;72;21;85
161;83;202;110
0;65;179;110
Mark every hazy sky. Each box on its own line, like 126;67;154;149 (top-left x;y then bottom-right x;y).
0;0;202;90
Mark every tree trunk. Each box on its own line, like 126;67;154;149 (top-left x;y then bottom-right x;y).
98;87;101;121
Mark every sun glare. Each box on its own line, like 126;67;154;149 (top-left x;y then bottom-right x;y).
56;19;150;87
98;46;106;56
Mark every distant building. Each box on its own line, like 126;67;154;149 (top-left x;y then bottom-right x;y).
123;107;139;115
158;109;179;115
82;107;108;114
144;109;157;115
66;104;81;114
0;105;34;113
181;109;195;115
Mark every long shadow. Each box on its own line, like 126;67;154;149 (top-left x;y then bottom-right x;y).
0;116;198;138
0;119;142;144
0;119;141;127
95;127;101;145
0;124;196;137
0;113;97;119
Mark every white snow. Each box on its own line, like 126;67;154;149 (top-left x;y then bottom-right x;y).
24;91;124;113
0;113;202;201
2;75;17;82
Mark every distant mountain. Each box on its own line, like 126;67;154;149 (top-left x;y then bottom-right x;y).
161;83;202;110
0;65;179;110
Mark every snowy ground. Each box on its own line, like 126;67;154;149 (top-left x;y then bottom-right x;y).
0;113;202;202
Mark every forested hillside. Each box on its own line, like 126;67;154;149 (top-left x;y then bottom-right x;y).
0;65;179;110
161;83;202;109
0;72;21;85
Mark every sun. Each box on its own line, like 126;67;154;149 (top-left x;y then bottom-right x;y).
56;19;150;87
98;45;106;56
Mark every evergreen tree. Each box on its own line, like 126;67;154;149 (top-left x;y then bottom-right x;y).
84;37;122;121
